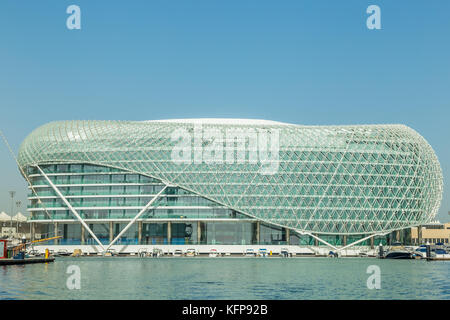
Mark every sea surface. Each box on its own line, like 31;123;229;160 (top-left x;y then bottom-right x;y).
0;257;449;300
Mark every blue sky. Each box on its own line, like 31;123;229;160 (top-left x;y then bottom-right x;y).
0;1;449;221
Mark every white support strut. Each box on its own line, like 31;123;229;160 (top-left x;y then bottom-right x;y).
36;165;106;250
105;185;168;252
295;230;338;251
336;233;386;252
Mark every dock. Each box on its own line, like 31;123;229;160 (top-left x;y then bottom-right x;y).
0;257;55;265
427;257;450;261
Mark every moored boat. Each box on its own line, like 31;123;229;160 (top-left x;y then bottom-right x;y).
209;249;219;257
186;248;196;257
258;248;268;257
244;248;255;257
173;249;183;257
384;250;414;259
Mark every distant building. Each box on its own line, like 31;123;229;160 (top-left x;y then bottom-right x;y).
411;222;450;245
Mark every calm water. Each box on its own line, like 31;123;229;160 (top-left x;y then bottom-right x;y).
0;257;449;300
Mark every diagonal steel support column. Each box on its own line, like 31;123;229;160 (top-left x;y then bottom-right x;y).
336;233;386;252
36;165;106;250
295;230;338;251
105;185;168;252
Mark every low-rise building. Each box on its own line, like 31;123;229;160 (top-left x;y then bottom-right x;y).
410;222;450;245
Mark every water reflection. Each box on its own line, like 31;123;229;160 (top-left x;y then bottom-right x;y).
0;257;448;300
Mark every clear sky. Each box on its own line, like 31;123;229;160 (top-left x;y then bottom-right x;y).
0;1;449;222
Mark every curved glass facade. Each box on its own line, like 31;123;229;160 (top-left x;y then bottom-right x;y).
18;119;443;245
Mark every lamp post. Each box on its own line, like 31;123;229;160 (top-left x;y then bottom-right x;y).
9;191;15;230
16;200;21;231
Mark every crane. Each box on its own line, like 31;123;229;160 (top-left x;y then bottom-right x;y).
10;236;63;257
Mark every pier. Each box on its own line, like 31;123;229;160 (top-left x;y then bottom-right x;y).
0;257;55;265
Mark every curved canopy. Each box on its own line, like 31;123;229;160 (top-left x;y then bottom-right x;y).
0;212;11;222
13;212;27;222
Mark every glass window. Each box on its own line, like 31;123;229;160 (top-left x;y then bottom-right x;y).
203;222;255;245
70;164;82;173
70;175;83;184
112;175;126;183
57;165;69;173
84;164;105;173
141;185;155;194
27;166;38;175
84;223;110;245
114;223;138;245
111;186;125;195
61;223;82;245
109;210;126;219
125;174;139;183
171;223;196;244
32;176;48;185
141;176;157;183
125;185;139;194
125;197;139;206
142;223;167;244
260;223;286;245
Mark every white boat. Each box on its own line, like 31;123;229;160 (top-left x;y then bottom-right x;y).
55;249;71;257
434;248;450;259
258;248;268;257
384;250;414;259
186;248;196;257
27;249;42;257
415;246;428;258
151;248;163;257
209;249;219;257
280;248;290;257
245;248;255;256
414;246;450;259
104;249;117;257
138;248;148;257
173;249;183;257
359;252;368;257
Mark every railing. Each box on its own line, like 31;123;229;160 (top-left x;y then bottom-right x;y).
28;201;224;209
29;212;252;220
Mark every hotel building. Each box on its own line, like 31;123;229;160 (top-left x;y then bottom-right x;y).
17;119;443;252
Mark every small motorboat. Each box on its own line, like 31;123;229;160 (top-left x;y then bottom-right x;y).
382;243;415;259
258;248;268;257
280;248;290;257
434;248;450;259
414;246;450;259
173;249;183;257
359;252;368;257
328;251;339;258
104;249;117;257
151;248;163;257
54;249;71;257
138;248;148;257
186;248;196;257
71;249;83;257
27;249;43;257
384;250;414;259
209;249;219;257
244;248;255;257
415;246;428;258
